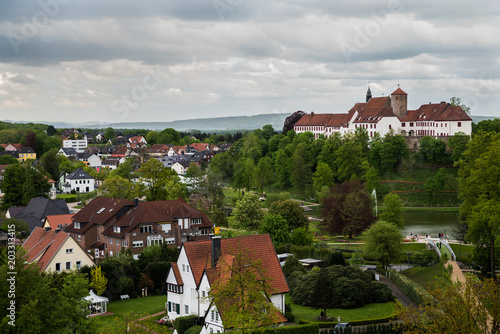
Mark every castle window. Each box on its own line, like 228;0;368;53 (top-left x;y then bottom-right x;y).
401;123;406;127
458;122;461;127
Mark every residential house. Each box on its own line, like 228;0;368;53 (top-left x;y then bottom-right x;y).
63;138;88;153
1;143;22;151
294;86;472;141
171;161;191;175
101;157;123;170
65;196;213;259
166;235;289;331
95;132;105;142
23;227;95;272
217;143;233;152
77;153;102;168
147;144;171;157
18;147;36;161
63;168;95;193
84;146;101;156
127;136;147;149
111;146;128;157
0;151;19;160
58;147;79;159
61;129;81;139
12;197;71;232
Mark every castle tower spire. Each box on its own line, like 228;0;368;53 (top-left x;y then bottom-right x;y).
366;81;372;102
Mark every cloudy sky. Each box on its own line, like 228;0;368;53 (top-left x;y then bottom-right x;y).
0;0;499;125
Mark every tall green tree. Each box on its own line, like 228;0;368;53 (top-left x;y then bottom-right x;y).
313;162;334;194
253;157;273;195
291;144;312;198
139;159;172;201
420;136;448;164
105;127;115;141
258;214;289;246
459;134;500;279
1;165;50;209
274;149;291;189
268;199;309;231
379;193;404;228
363;220;403;270
229;193;264;230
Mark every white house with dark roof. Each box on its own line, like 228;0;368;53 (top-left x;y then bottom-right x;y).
63;138;88;153
58;147;79;158
294;86;472;139
64;168;95;193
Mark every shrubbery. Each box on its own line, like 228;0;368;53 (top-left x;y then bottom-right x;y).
387;269;431;305
275;244;345;266
173;315;198;334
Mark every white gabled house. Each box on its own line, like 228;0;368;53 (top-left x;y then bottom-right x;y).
166;235;289;332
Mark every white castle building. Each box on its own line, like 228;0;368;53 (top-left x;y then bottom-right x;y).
294;86;472;139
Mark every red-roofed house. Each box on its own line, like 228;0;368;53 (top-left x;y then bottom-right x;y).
127;136;147;149
294;85;472;140
22;227;95;272
166;235;289;331
65;196;213;259
43;214;75;231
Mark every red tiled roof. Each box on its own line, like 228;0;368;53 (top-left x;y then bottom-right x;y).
353;108;396;123
326;113;350;127
365;96;391;109
111;146;128;156
171;262;184;285
391;88;407;95
22;227;70;271
294;113;333;126
46;214;74;230
184;234;289;295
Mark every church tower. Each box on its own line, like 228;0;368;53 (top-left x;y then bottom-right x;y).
366;82;372;102
390;85;408;117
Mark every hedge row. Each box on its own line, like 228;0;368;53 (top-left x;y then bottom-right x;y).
233;323;319;334
323;322;402;334
298;312;398;329
387;269;431;305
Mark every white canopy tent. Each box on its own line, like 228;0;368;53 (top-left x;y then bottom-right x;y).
84;290;109;316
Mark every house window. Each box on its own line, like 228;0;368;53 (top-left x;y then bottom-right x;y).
123;240;128;247
74;222;80;229
458;122;461;127
113;226;120;233
389;125;392;129
182;264;185;272
110;251;113;256
66;248;73;254
77;235;81;242
401;122;405;127
76;261;81;269
185;305;189;315
216;312;219;322
211;310;214;321
109;238;113;245
140;225;152;233
202;291;206;297
186;265;190;273
191;218;202;225
66;262;71;270
176;303;180;315
55;263;61;271
168;301;171;312
97;235;100;241
133;241;143;248
410;122;414;127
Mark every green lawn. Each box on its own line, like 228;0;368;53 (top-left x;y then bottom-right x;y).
401;262;444;288
450;243;474;259
286;294;398;323
90;295;167;333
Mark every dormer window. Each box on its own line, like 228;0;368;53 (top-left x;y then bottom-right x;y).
74;222;81;229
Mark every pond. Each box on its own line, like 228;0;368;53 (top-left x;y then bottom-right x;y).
403;211;459;238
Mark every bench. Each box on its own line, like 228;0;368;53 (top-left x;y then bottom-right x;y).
120;294;129;300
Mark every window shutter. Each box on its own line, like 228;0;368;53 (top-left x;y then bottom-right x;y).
176;303;180;314
168;301;171;312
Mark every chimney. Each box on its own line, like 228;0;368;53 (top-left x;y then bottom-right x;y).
55;228;60;234
134;198;139;207
211;236;221;267
45;226;51;232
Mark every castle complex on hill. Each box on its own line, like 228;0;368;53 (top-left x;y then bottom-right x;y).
293;86;472;143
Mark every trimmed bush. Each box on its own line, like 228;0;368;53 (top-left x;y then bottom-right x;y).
387;269;431;305
185;325;202;334
173;315;198;334
252;323;319;334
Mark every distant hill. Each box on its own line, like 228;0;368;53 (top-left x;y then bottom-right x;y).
39;113;292;131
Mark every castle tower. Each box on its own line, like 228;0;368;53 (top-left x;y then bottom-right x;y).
366;82;372;102
390;85;408;117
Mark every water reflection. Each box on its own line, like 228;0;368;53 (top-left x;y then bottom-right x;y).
403;211;459;237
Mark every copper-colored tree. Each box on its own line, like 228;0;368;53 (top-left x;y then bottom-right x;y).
322;180;375;237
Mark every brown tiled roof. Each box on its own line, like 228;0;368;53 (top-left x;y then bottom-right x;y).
46;214;74;230
326;113;350;127
22;227;70;271
353;108;396;123
171;262;184;285
391;88;407;95
399;103;471;122
184;234;289;295
111;146;128;156
365;96;391;109
147;144;170;154
66;197;133;233
102;198;212;237
294;113;333;126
